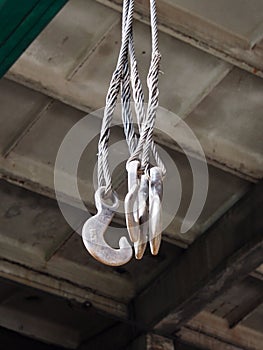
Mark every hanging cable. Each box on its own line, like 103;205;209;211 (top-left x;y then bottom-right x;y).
82;0;165;265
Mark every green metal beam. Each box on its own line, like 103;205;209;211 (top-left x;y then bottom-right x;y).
0;0;68;78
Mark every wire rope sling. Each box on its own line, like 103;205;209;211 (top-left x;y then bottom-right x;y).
82;0;165;266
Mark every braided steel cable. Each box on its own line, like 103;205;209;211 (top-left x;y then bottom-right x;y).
98;0;134;194
122;0;165;175
129;36;165;175
120;0;137;154
98;0;165;196
127;0;165;176
142;0;161;170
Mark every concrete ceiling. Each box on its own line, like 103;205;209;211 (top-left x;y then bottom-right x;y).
0;0;262;349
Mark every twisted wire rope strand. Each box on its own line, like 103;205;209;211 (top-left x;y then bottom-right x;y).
127;0;165;176
98;0;134;194
98;0;165;196
122;0;165;175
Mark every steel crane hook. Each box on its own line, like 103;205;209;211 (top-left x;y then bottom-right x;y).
82;186;133;266
149;166;163;255
134;173;149;259
124;160;140;242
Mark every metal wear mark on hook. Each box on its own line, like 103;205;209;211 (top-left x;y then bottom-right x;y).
82;186;132;266
125;160;140;242
134;174;149;259
149;167;163;255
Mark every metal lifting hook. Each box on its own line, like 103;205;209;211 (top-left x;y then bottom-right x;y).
134;174;149;259
82;186;133;266
149;167;163;255
124;160;140;242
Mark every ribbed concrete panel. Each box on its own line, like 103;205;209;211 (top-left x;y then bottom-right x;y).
0;180;73;266
0;279;115;349
242;304;263;333
153;149;249;244
0;79;50;156
184;68;263;179
167;0;263;44
72;21;230;115
4;100;127;206
8;1;263;181
97;0;263;75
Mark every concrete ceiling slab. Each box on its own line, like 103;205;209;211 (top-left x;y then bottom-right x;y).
0;180;73;267
71;20;230;115
185;68;263;179
166;0;263;44
0;79;50;156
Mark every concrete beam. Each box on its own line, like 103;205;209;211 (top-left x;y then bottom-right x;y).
225;276;263;328
178;311;263;350
133;180;263;334
127;334;174;350
0;258;128;320
97;0;263;77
